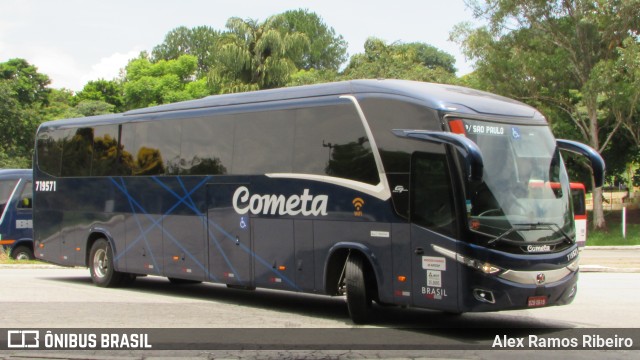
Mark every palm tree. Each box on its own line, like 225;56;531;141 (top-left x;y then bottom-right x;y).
208;16;309;93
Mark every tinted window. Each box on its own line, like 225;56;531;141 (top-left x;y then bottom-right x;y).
180;116;233;175
17;181;32;209
233;110;294;174
359;96;441;173
36;129;65;177
294;103;379;185
114;121;180;176
91;125;122;176
132;121;181;176
0;179;18;206
61;128;93;177
571;188;586;216
411;152;457;237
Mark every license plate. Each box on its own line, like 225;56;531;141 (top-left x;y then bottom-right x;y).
527;296;547;307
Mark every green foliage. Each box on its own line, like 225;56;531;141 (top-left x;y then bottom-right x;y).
123;53;203;109
152;26;221;77
0;59;49;166
287;68;339;86
342;38;457;83
0;58;51;106
75;79;124;112
276;9;348;70
208;16;310;93
587;210;640;246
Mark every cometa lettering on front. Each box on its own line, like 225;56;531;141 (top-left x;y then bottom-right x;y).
232;186;329;216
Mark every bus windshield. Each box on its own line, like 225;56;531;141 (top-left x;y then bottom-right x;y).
461;119;574;246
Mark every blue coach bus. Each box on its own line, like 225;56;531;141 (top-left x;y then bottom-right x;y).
0;169;34;260
33;80;604;323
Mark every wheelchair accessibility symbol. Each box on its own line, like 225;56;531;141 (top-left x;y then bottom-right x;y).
239;217;247;229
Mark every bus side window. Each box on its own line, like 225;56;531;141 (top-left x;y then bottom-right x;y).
410;152;457;237
18;181;33;209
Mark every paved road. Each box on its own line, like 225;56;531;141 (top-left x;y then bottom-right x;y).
1;269;639;359
580;246;640;272
1;248;638;359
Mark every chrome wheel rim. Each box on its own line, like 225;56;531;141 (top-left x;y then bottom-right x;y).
93;248;108;278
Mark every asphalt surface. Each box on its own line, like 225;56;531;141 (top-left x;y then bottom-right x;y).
578;246;640;272
1;247;638;359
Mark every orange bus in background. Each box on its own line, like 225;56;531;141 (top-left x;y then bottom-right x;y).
570;183;587;247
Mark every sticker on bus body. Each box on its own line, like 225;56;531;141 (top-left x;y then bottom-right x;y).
422;256;446;271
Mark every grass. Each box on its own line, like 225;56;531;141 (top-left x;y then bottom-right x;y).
0;247;42;265
587;210;640;246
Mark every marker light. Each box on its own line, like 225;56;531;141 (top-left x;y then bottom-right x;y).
278;265;286;271
397;275;407;282
449;119;466;135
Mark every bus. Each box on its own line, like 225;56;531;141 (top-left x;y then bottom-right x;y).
33;80;605;323
570;183;587;247
0;169;34;260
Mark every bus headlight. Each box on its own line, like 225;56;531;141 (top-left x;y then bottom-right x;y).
432;245;504;275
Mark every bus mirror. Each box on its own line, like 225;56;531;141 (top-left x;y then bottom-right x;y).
392;129;484;182
557;139;606;188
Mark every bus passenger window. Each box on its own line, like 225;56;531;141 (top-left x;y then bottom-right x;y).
410;152;457;237
18;181;33;209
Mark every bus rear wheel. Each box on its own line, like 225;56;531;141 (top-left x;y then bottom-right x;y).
89;238;124;287
345;254;373;324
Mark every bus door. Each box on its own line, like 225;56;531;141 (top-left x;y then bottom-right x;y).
409;152;460;312
12;180;33;244
206;183;253;288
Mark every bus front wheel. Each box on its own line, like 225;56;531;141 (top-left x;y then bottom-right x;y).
345;254;373;324
89;239;124;287
11;245;34;260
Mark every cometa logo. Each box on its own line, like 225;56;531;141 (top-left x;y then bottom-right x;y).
232;186;328;216
526;244;553;253
352;197;364;217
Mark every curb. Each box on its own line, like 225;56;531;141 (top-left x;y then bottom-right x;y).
583;245;640;250
0;263;73;269
580;265;640;273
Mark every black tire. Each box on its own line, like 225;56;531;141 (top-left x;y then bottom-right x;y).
168;277;202;285
89;238;124;287
11;245;34;260
345;254;373;324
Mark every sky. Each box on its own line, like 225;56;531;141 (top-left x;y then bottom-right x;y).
0;0;480;91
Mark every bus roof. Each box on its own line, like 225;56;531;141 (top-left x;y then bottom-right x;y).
38;80;546;129
0;169;32;179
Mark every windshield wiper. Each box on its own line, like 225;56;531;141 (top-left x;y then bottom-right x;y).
487;222;573;246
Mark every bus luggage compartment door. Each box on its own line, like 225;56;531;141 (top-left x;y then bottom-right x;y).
206;183;253;288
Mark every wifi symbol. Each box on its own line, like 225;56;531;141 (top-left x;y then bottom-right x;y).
352;197;365;211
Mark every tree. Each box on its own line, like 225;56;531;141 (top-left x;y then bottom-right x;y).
75;79;124;112
0;59;51;167
0;58;51;106
208;16;309;93
342;38;457;83
453;0;640;230
276;9;348;70
123;53;207;109
152;26;222;77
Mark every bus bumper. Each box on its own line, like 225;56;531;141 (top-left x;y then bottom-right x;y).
459;266;579;312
